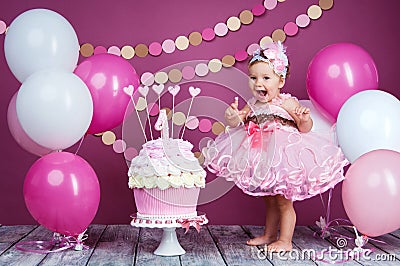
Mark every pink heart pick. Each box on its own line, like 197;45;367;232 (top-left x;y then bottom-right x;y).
123;85;135;96
138;86;149;97
189;86;201;97
152;84;164;95
168;85;180;96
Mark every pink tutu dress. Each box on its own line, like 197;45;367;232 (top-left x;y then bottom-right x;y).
203;93;349;201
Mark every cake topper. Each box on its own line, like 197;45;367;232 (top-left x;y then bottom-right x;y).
180;86;201;139
125;84;201;142
138;85;154;140
154;109;169;140
123;84;148;142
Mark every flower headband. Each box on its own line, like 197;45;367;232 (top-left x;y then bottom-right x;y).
249;41;289;78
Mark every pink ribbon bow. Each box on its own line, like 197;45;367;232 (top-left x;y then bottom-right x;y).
245;121;273;148
177;217;205;234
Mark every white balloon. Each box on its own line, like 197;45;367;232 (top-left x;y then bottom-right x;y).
299;99;335;142
337;90;400;163
4;9;79;82
16;70;93;150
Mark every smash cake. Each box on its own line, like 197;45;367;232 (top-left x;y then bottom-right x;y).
128;109;207;224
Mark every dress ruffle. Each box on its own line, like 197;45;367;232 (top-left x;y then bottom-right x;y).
203;94;349;201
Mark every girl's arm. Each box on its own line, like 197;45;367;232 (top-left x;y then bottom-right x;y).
281;98;313;133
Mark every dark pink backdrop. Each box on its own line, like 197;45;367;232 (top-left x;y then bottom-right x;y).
1;0;399;226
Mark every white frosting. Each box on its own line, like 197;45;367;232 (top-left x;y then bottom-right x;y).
128;138;206;190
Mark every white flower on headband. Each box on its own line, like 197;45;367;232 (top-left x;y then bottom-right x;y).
250;41;289;78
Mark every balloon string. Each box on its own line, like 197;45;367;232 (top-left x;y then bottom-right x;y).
74;135;86;155
130;95;148;143
180;96;194;139
15;232;88;254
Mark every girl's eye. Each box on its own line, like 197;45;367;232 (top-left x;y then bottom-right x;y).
263;77;270;80
250;77;256;80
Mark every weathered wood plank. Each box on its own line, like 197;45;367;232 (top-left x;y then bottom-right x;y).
135;227;181;266
293;226;361;266
243;225;316;265
177;226;225;266
0;226;53;266
208;225;272;265
0;225;37;255
38;224;106;266
87;225;138;266
390;230;400;239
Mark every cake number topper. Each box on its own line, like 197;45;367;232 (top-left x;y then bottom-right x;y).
154;109;169;139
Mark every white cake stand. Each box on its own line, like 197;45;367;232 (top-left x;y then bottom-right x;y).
130;212;208;256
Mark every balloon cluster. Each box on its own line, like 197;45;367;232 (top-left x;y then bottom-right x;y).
4;9;139;237
306;43;400;237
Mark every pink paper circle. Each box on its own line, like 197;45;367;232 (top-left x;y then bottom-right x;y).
148;103;160;116
234;50;249;61
108;46;121;56
214;22;228;37
182;66;196;80
202;28;216;41
252;4;266;16
124;147;138;161
264;0;277;10
247;43;260;55
141;72;155;86
284;22;299;36
94;46;107;55
185;116;199;130
149;42;162;56
296;14;310;28
113;139;127;153
0;21;6;34
162;39;176;54
199;119;212;133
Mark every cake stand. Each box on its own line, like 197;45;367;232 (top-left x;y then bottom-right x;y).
130;212;208;256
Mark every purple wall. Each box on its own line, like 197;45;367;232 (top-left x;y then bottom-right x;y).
1;0;399;226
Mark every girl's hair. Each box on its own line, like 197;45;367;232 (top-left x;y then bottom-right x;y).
248;41;290;79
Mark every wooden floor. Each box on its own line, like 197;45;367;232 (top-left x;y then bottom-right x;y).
0;224;399;265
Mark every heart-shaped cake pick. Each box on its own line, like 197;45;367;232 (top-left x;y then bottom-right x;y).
168;85;180;96
123;84;135;96
189;86;201;97
138;86;149;97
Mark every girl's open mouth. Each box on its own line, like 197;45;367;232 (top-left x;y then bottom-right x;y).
256;90;267;97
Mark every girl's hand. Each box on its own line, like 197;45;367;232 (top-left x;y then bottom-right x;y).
293;105;311;122
224;97;248;126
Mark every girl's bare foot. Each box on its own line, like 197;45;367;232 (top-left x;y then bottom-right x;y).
246;235;277;246
267;240;292;252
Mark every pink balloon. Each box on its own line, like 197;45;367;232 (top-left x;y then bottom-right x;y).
7;93;52;156
342;150;400;237
24;152;100;236
306;43;378;123
74;53;139;134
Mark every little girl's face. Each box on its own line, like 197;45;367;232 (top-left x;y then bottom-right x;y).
248;61;285;103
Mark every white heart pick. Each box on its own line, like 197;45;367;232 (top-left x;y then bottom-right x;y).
123;85;134;96
189;86;201;97
152;84;164;95
168;85;180;96
138;86;149;97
